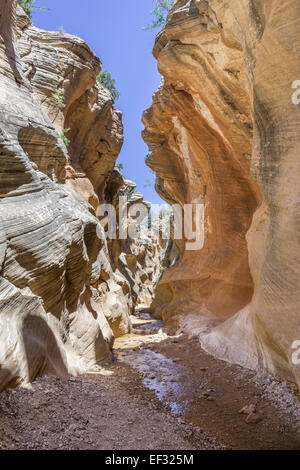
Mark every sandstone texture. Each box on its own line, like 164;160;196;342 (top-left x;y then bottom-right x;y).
0;5;161;390
143;0;300;386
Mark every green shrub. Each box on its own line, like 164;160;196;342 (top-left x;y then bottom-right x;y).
55;90;66;108
18;0;46;19
116;163;124;172
144;0;173;30
97;70;120;101
159;266;167;273
59;128;71;147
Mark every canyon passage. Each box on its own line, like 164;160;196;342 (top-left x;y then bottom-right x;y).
0;0;300;451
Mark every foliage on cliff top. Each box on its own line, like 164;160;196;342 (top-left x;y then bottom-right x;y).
97;70;120;101
144;0;173;30
17;0;46;19
116;163;124;172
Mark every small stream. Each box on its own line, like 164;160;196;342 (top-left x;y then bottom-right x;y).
112;311;300;451
114;310;203;416
117;348;200;415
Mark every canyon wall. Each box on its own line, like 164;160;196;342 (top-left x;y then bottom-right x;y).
143;0;300;385
0;5;161;390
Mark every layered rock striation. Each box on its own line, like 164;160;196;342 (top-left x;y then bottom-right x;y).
143;0;300;385
0;5;161;390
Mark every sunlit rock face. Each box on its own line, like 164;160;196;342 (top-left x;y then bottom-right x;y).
17;12;123;210
15;11;164;340
103;176;160;316
143;0;257;323
143;0;300;385
0;5;162;390
0;6;117;390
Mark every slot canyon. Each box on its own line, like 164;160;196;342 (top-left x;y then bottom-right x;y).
0;0;299;452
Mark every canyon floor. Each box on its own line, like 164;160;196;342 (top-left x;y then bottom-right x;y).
0;309;300;451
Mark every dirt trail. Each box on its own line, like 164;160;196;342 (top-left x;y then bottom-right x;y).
0;309;300;450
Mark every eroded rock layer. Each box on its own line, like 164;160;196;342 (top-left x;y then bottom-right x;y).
143;0;300;385
0;5;161;390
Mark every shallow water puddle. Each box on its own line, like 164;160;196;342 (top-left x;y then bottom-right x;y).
116;348;200;415
114;309;204;416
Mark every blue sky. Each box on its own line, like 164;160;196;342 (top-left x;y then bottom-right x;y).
32;0;164;204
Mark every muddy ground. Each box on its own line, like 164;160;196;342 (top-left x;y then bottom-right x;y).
0;310;299;450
